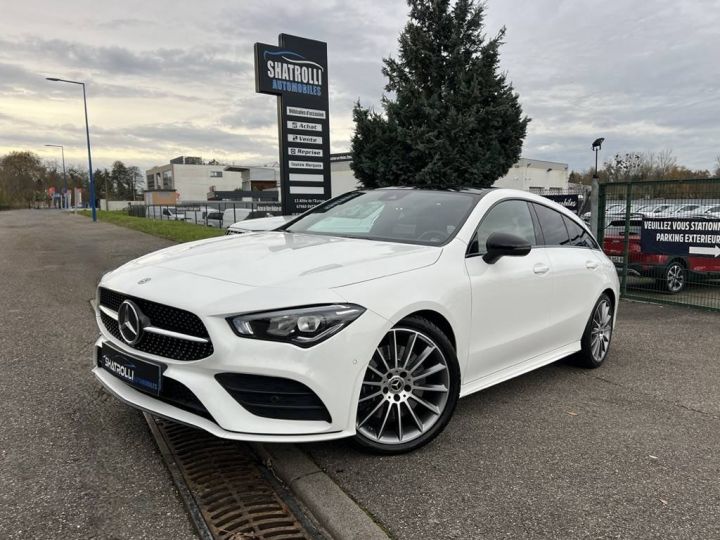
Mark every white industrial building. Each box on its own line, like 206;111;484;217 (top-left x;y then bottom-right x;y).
493;157;569;191
144;157;278;204
330;152;360;195
143;154;568;206
328;154;569;193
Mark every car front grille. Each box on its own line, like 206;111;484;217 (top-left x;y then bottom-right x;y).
215;373;331;422
98;287;213;361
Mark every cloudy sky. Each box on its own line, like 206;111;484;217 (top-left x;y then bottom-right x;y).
1;0;719;174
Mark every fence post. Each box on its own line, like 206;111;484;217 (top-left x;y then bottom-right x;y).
620;183;633;295
596;183;607;247
590;178;599;238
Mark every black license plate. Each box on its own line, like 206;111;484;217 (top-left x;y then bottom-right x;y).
100;345;162;396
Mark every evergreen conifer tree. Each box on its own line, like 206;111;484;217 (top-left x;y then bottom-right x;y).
351;0;529;189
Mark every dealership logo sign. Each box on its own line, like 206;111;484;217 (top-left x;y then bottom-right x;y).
102;355;135;382
263;50;323;96
255;34;331;215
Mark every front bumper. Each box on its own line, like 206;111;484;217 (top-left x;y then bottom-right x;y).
93;304;390;443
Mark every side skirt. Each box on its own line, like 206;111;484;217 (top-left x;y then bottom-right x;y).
458;342;581;399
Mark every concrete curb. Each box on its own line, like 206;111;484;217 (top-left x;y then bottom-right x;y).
252;443;389;540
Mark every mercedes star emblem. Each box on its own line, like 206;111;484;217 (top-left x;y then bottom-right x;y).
117;300;145;346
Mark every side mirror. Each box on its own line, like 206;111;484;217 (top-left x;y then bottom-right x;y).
483;232;531;264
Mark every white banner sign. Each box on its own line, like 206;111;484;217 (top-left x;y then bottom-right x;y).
290;186;325;195
289;160;324;170
289;173;324;182
288;147;323;158
288;134;322;145
286;106;327;120
287;120;322;132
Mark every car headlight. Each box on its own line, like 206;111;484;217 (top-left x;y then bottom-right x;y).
228;304;366;347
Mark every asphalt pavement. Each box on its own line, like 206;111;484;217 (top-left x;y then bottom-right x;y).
0;210;195;540
1;209;718;540
307;302;720;539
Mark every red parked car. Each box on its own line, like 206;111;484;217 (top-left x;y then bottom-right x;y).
602;218;720;293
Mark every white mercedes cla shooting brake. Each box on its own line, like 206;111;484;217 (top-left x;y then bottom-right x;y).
94;188;619;453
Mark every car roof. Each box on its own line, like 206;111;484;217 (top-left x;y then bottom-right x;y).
374;186;494;196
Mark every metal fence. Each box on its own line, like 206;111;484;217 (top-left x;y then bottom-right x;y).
127;200;283;229
597;178;720;311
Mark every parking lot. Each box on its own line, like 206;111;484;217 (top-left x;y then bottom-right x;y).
1;209;719;539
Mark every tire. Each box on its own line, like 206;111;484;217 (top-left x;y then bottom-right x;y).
660;260;686;294
353;316;460;454
576;293;614;369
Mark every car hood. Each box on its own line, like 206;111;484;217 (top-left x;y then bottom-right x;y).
229;215;293;232
109;231;442;289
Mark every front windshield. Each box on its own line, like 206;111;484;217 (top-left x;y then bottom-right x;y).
284;190;479;245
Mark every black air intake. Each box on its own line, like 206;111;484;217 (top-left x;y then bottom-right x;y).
215;373;331;422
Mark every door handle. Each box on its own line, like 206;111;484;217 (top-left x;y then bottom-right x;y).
533;263;550;275
586;260;599;270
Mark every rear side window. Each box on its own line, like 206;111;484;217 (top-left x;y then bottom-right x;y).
563;216;598;248
468;200;536;255
532;203;570;246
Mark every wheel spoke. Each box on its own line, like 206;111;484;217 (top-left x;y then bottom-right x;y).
359;391;382;403
400;332;417;369
362;380;383;387
358;398;385;428
396;403;404;442
414;363;447;380
404;401;423;432
367;364;384;379
409;345;436;374
602;303;611;325
377;401;392;440
409;394;440;415
392;330;399;368
375;347;391;372
413;384;448;393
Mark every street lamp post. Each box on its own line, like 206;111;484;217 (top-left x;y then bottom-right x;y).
590;137;605;240
46;77;97;222
44;144;67;209
592;137;605;181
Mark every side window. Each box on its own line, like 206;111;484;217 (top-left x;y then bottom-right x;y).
563;216;598;249
468;200;536;255
533;204;570;246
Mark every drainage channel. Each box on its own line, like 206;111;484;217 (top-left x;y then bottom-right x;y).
145;414;326;540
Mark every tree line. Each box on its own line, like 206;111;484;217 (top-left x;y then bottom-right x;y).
0;151;144;208
569;150;720;185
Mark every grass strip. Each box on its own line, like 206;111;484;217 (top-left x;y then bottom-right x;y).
78;210;225;242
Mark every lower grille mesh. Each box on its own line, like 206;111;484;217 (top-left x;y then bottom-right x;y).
215;373;331;422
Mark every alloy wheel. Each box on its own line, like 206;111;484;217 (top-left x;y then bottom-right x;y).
590;299;612;363
356;328;450;445
666;263;685;293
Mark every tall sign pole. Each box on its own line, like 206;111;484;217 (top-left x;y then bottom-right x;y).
254;34;331;215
